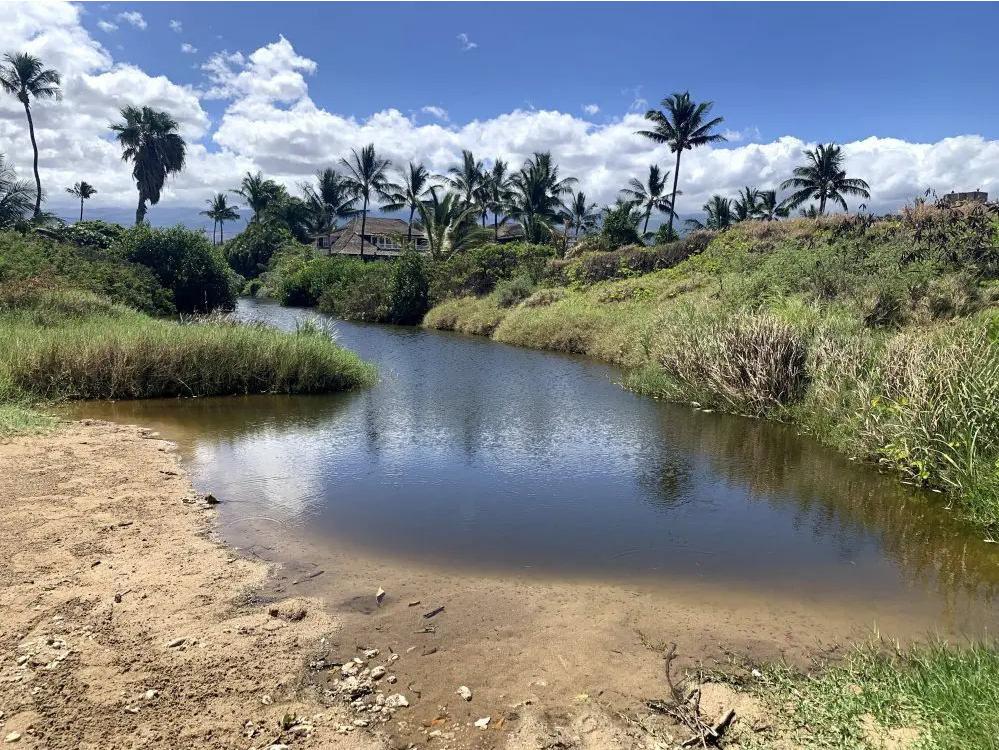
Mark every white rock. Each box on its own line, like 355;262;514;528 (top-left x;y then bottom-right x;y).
363;649;379;658
166;637;186;648
4;732;21;743
291;725;312;737
389;653;400;662
144;690;158;700
261;694;273;705
370;666;387;680
457;685;473;701
387;675;397;684
15;655;28;666
385;694;409;708
268;745;289;750
474;717;491;728
352;719;369;728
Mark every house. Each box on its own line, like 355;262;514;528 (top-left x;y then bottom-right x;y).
940;191;988;206
316;217;429;257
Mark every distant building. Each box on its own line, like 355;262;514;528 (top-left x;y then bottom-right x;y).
940;191;988;206
316;217;428;257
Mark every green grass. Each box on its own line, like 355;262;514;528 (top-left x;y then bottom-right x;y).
0;402;55;438
0;287;375;405
751;639;999;750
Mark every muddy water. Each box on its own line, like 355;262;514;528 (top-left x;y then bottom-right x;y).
69;298;999;637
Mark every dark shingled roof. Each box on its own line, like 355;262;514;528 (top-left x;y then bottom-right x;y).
322;217;428;256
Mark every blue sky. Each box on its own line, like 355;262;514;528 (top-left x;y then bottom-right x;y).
4;1;999;227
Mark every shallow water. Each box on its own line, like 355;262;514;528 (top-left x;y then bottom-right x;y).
68;298;999;635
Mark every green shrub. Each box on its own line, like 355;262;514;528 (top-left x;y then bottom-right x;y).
521;287;567;308
278;254;363;307
318;261;393;322
111;225;235;313
428;243;554;303
56;220;126;250
493;274;536;308
224;222;298;279
390;249;430;324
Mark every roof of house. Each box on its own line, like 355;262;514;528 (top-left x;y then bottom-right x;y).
327;217;427;256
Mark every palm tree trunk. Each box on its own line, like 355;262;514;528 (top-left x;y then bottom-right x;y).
79;198;84;222
359;198;368;259
212;221;217;245
494;214;499;241
22;100;42;217
819;195;826;215
643;208;651;237
407;205;414;246
220;221;225;244
667;150;682;237
135;193;146;226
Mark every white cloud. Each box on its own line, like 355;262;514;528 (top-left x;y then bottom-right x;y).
457;32;477;52
116;11;146;30
96;19;117;33
169;19;182;32
421;105;449;122
180;43;197;54
582;104;600;116
4;3;999;225
624;86;648;112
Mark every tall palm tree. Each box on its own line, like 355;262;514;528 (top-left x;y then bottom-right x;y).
0;52;62;217
109;106;186;225
445;149;485;210
416;187;488;260
340;144;392;258
637;91;726;238
562;190;600;237
0;154;33;226
232;171;281;222
732;186;760;223
799;205;822;219
65;181;97;221
200;193;239;245
685;195;733;231
780;143;871;214
483;160;515;240
506;152;577;244
620;164;673;236
302;167;357;243
756;190;790;221
380;161;434;245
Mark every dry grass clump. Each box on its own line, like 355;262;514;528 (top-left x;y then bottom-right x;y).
422;296;507;336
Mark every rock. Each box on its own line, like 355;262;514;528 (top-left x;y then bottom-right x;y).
144;690;158;700
370;666;387;680
166;637;186;648
457;685;472;702
474;717;491;729
16;655;28;666
203;493;220;505
291;725;312;737
375;694;386;706
4;733;21;743
385;694;409;708
261;695;273;705
428;730;442;738
352;719;369;728
268;745;289;750
337;675;375;699
387;675;397;684
389;653;400;662
363;648;380;659
340;662;361;677
124;706;139;714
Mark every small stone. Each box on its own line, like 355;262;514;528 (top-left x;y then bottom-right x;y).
385;694;409;708
375;694;386;707
4;732;21;743
144;689;158;700
370;666;387;680
457;685;472;701
203;493;220;505
167;637;186;648
16;655;28;666
268;745;289;750
389;653;400;662
363;648;380;658
428;730;442;738
261;695;273;705
387;675;397;684
291;725;312;737
352;719;369;728
124;706;139;714
474;717;491;729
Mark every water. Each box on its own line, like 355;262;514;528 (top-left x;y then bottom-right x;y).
69;298;999;632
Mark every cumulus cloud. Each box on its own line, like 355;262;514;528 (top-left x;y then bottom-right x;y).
457;33;477;52
421;105;449;122
116;11;146;30
3;2;999;225
180;43;197;54
169;19;182;32
96;20;117;33
582;104;600;115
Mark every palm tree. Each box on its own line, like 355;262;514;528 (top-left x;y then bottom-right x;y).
65;181;97;221
380;161;434;245
483;160;514;241
637;91;726;238
562;190;599;237
446;149;485;210
232;171;281;222
0;53;62;217
0;154;33;226
416;187;488;260
340;144;392;258
756;190;790;221
506;152;577;244
109;106;186;225
302;167;357;244
780;143;871;214
620;164;673;236
685;195;733;231
799;205;822;219
200;192;239;245
732;186;760;223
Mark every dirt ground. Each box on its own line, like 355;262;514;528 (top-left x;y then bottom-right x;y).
0;421;833;749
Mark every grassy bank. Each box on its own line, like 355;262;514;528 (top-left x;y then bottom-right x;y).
423;207;999;529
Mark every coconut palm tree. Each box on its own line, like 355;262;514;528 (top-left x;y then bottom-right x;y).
506;152;577;244
799;205;822;219
302;167;357;244
65;181;97;221
200;192;239;245
380;161;434;245
232;171;281;222
483;160;514;241
340;144;392;258
445;149;485;210
416;187;489;260
685;195;733;231
756;190;790;221
620;164;673;237
732;186;760;223
637;91;726;238
0;53;62;217
780;143;871;214
109;106;186;225
562;190;600;238
0;154;33;226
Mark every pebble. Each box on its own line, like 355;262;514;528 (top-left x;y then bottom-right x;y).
166;637;186;648
370;666;387;680
4;733;21;744
363;648;379;658
387;675;397;684
389;653;400;662
474;717;491;729
457;685;473;701
16;655;28;666
428;730;442;738
268;745;289;750
385;694;409;708
144;690;158;700
261;695;273;705
352;719;369;728
291;725;312;737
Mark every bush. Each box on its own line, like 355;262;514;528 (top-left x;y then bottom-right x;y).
224;222;298;279
563;235;709;286
428;243;554;303
390;249;430;324
521;287;567;308
277;254;363;307
56;220;126;250
317;262;393;322
601;208;641;249
111;225;235;313
493;274;536;308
